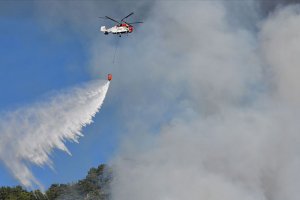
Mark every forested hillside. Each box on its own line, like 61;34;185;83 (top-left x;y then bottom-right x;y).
0;164;111;200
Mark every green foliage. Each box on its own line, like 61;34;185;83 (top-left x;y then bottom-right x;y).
0;164;111;200
0;186;35;200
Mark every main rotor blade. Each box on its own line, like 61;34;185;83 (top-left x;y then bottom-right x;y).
127;21;143;25
121;12;134;21
105;16;121;24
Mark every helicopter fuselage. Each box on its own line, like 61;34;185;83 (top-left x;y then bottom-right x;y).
101;23;133;35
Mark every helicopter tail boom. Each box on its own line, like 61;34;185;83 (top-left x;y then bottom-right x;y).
100;26;109;34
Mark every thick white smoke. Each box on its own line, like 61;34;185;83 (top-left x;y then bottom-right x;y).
0;80;109;189
106;2;300;200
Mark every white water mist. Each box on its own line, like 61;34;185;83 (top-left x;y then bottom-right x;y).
0;80;109;189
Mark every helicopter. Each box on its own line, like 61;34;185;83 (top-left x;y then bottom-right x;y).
99;12;143;37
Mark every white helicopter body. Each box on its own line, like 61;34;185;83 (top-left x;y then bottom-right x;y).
99;12;142;36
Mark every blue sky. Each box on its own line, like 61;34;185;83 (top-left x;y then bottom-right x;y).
0;2;121;188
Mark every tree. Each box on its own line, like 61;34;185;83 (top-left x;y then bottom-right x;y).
0;164;112;200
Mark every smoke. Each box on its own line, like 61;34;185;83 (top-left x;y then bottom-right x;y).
0;80;109;189
260;5;300;106
101;1;300;200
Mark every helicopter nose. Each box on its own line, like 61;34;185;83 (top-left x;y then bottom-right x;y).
129;26;134;32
